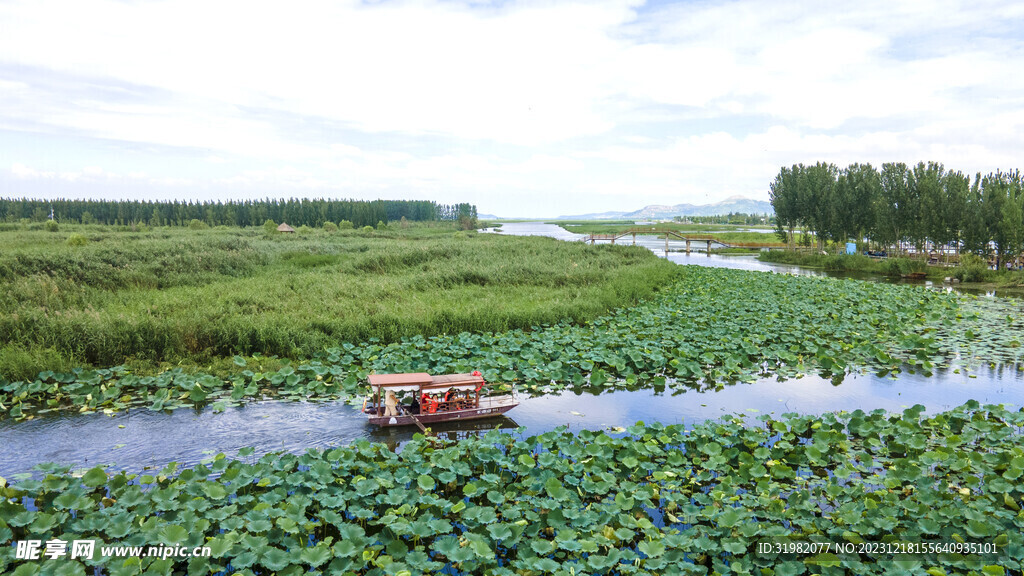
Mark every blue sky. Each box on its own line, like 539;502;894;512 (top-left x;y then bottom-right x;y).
1;0;1022;217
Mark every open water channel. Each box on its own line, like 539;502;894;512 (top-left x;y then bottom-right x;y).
2;223;1022;475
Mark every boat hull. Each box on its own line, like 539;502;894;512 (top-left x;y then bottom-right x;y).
367;395;518;427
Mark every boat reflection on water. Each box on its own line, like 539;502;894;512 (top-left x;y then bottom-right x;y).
367;415;521;451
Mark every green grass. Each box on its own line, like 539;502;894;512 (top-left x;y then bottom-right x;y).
0;224;679;380
758;250;1024;290
707;247;761;254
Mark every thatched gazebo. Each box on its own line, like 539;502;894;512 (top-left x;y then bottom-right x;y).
277;223;295;233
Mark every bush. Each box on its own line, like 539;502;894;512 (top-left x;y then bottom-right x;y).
263;219;277;234
338;220;353;230
297;225;314;235
823;254;873;272
879;257;926;277
822;255;847;271
65;233;88;247
323;221;338;232
759;250;827;267
879;258;906;276
361;226;375;232
953;253;990;283
188;219;208;230
906;258;927;274
44;220;59;232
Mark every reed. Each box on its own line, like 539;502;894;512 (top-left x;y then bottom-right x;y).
0;225;678;379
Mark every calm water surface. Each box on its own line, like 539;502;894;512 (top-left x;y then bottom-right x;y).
2;366;1020;475
1;222;1019;475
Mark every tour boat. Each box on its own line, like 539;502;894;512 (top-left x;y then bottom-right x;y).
362;371;518;428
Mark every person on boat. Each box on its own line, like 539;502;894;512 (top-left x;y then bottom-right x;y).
407;395;420;415
422;393;439;413
384;390;399;417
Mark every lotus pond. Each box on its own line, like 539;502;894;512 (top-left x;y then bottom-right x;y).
1;403;1021;575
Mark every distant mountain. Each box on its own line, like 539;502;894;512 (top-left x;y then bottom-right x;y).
557;210;630;220
558;196;772;220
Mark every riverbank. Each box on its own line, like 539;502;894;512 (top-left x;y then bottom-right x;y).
757;250;1024;294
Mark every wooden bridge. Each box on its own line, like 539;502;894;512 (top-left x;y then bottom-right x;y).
586;227;783;252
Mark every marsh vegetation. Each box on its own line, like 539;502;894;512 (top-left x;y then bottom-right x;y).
0;224;677;381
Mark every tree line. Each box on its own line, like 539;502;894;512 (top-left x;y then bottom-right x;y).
0;198;478;229
770;162;1024;264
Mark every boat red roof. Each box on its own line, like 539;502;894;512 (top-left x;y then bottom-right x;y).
368;373;433;387
367;372;485;389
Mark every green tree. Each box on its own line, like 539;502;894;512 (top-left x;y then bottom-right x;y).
801;162;839;249
984;170;1024;267
835;163;880;248
960;174;989;256
913;161;945;253
875;163;913;254
938;170;969;259
770;165;801;246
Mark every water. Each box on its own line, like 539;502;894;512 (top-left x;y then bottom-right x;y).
2;221;1020;475
3;366;1020;475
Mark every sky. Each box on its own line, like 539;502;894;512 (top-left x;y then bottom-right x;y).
1;0;1022;218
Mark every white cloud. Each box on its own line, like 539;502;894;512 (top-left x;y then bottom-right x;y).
10;162;41;179
0;0;1022;215
6;162;194;187
0;0;632;145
